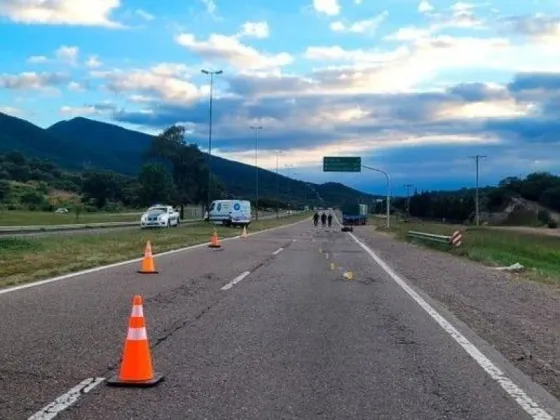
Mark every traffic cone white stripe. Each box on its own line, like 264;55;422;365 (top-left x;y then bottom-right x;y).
127;327;148;341
131;305;144;317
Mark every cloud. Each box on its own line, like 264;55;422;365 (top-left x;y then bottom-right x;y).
0;105;24;117
330;11;388;34
502;14;560;44
0;72;69;91
135;9;154;21
418;1;433;14
201;0;216;15
27;55;48;64
93;63;201;104
0;0;122;27
60;102;116;116
313;0;340;16
238;21;270;39
176;33;293;71
67;81;85;92
85;55;102;68
55;45;79;65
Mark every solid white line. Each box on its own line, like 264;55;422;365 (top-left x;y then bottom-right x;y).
221;271;251;291
272;247;283;255
28;377;105;420
0;217;310;296
347;232;552;420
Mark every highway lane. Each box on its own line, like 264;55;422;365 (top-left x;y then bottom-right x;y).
0;221;558;419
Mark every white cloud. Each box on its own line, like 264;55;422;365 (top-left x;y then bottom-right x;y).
0;0;122;27
239;21;270;39
201;0;216;15
385;26;433;41
59;105;98;116
176;33;293;71
67;81;85;91
418;1;434;13
27;55;48;64
0;105;24;116
93;63;201;104
0;72;69;91
85;55;102;68
135;9;154;21
55;45;79;65
313;0;340;16
330;11;388;33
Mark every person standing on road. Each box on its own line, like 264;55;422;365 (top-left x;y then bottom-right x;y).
327;213;333;227
321;212;327;227
313;211;319;227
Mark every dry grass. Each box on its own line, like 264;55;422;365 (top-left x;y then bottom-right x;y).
0;213;310;288
385;221;560;284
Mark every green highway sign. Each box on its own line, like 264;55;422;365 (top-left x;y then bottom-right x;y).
323;156;362;172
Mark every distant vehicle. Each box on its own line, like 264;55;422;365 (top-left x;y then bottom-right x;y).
206;200;252;227
341;204;368;231
54;208;69;213
140;204;180;229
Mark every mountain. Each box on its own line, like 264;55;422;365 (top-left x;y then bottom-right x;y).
0;112;377;206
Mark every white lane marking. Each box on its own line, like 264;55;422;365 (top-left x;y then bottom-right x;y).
347;232;552;420
221;271;251;291
0;218;310;296
272;248;283;255
28;377;105;420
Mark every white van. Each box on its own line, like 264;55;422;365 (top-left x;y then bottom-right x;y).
207;200;252;227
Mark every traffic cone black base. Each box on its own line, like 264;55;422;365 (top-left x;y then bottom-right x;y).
107;373;164;387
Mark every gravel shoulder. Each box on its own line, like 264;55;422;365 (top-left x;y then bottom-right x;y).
353;225;560;400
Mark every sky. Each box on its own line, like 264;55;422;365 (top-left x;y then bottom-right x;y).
0;0;560;195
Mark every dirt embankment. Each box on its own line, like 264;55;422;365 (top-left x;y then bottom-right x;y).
355;228;560;399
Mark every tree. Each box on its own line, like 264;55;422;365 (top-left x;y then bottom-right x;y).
0;180;11;202
138;163;175;205
146;125;222;207
21;189;46;210
81;170;126;208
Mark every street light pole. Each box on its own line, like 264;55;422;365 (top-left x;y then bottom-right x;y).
469;155;487;226
362;165;391;228
201;69;223;217
276;150;281;219
250;125;263;220
403;183;414;217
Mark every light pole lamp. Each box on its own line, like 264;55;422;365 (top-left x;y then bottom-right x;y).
201;69;223;216
250;125;263;220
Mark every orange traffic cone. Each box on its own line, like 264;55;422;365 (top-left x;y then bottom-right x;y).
106;295;164;387
138;241;158;274
209;229;221;248
241;226;248;238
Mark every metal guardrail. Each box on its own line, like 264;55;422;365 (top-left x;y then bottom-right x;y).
407;230;463;247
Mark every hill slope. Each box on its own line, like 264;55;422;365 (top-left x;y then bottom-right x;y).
0;112;376;206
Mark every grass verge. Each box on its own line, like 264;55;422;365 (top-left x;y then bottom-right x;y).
381;221;560;284
0;210;142;226
0;213;310;288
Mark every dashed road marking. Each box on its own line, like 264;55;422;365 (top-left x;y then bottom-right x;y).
272;248;283;255
347;231;553;420
221;271;251;291
28;377;105;420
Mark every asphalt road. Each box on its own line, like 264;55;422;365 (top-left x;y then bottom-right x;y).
0;220;558;419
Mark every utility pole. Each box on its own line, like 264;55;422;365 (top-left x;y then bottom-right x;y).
469;155;487;226
201;69;223;217
403;183;414;217
250;126;263;220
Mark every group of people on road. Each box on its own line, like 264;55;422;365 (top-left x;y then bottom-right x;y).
313;211;333;228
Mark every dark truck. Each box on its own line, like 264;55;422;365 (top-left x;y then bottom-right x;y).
341;204;368;230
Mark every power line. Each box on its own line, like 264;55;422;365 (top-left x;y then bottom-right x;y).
469;155;487;226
